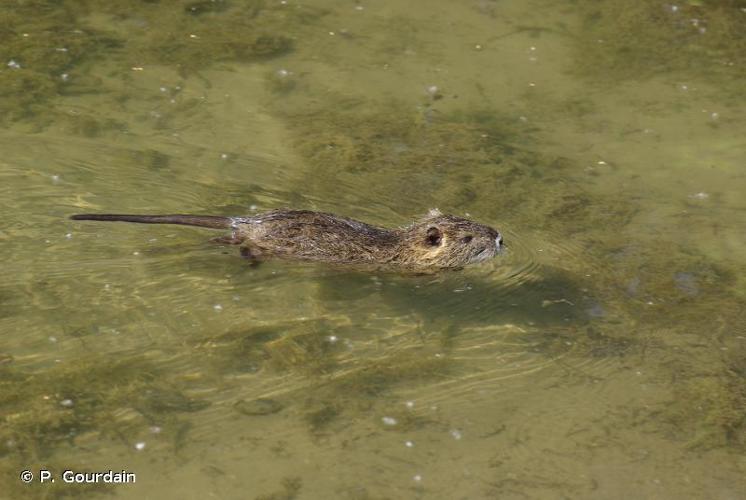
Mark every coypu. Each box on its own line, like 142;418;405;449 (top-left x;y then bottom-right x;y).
70;209;503;270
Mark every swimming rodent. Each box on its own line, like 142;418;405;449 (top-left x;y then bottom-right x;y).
70;209;503;270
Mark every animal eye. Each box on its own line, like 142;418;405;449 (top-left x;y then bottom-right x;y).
461;235;473;243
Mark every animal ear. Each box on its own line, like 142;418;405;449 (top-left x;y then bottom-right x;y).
426;226;442;246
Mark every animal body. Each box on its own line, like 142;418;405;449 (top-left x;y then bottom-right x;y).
70;209;503;271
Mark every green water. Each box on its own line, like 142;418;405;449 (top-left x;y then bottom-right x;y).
1;0;745;498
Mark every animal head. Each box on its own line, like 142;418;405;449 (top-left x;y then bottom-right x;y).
397;209;503;268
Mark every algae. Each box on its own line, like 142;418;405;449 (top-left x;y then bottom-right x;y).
255;476;302;500
0;355;207;467
197;318;348;375
592;236;741;325
273;91;746;453
573;0;746;91
281;99;638;237
300;353;448;433
234;398;284;416
666;373;746;450
199;320;454;434
196;315;449;434
0;1;116;126
588;236;746;450
79;0;329;73
0;352;204;498
197;313;450;434
0;0;327;127
264;327;341;375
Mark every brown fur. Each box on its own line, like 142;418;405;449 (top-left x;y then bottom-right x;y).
70;209;503;270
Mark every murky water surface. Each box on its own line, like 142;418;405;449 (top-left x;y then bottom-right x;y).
1;0;745;498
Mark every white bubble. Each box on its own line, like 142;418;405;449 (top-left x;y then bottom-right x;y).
382;416;398;426
134;442;146;451
405;440;414;448
213;304;223;311
450;429;462;440
60;399;74;407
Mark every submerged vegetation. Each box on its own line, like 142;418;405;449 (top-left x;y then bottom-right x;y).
0;2;112;124
282;100;638;237
0;0;325;125
0;356;206;459
573;0;746;90
0;355;207;498
275;92;746;449
670;373;746;449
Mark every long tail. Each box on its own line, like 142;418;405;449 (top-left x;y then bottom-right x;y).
70;214;232;229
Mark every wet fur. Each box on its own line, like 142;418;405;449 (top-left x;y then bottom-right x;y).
70;209;502;270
